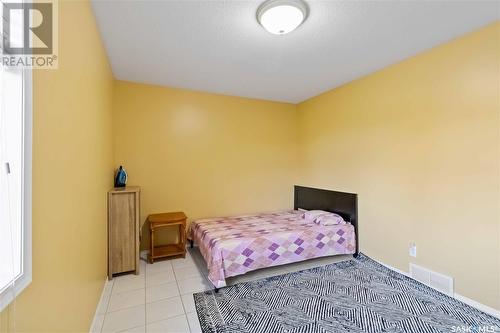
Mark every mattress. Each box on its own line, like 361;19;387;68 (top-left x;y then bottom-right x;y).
189;210;356;288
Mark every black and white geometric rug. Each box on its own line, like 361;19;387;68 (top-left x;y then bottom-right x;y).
194;253;500;333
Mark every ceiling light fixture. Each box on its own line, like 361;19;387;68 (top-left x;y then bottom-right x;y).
257;0;308;35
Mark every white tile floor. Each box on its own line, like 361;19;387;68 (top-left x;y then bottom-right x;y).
91;250;210;333
91;247;351;333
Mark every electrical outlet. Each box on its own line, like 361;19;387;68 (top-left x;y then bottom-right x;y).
409;242;417;257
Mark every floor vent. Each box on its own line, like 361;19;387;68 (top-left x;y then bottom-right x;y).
410;263;454;296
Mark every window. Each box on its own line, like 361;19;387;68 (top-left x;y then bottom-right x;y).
0;2;32;310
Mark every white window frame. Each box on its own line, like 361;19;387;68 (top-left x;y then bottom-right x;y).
0;67;32;311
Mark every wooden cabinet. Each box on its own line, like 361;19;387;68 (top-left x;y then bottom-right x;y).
108;186;140;279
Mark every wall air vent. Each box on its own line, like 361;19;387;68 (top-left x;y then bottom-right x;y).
410;263;454;296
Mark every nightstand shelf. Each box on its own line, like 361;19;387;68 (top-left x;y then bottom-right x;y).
153;244;185;257
147;212;187;263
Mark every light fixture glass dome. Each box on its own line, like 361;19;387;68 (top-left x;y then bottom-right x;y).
257;0;308;35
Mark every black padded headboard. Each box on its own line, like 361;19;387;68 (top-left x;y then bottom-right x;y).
294;185;359;256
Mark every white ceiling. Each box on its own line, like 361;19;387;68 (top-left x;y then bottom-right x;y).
91;1;499;104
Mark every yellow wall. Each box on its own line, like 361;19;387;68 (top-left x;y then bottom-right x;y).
297;22;500;310
1;1;114;331
113;81;299;246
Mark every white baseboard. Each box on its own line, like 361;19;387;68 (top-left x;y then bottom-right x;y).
89;277;109;333
375;260;410;277
371;257;500;319
454;293;500;319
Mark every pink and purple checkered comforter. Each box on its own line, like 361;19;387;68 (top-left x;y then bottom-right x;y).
189;210;356;288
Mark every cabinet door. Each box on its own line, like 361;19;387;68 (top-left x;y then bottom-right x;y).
109;192;136;274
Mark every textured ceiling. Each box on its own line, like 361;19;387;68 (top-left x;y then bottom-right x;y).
91;1;499;103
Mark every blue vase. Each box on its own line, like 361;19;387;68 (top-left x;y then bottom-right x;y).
114;166;127;187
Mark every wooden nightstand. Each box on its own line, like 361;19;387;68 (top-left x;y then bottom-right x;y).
147;212;187;263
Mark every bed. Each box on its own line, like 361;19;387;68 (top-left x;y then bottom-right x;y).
189;186;358;289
